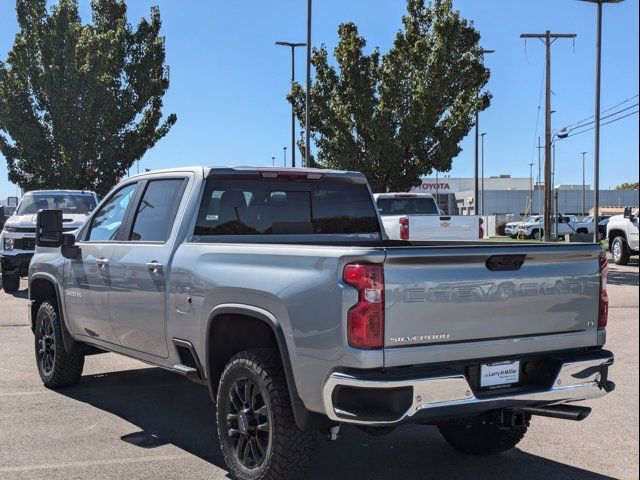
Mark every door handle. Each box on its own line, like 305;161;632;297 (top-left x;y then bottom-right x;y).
146;261;164;273
96;258;110;268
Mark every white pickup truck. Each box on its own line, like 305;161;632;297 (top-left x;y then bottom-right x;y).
517;214;594;240
374;193;483;241
607;207;639;265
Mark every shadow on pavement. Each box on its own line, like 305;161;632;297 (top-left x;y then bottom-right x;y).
608;268;639;286
57;367;617;480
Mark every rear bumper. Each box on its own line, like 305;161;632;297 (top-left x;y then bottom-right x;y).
322;349;614;426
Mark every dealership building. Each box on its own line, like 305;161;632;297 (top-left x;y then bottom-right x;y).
410;175;639;216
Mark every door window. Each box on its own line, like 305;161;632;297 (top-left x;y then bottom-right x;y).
87;183;137;241
129;179;185;242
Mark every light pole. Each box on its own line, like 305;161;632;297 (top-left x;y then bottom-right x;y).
580;151;588;217
305;0;312;168
474;49;494;215
579;0;624;242
480;132;487;216
283;147;287;167
272;156;276;167
275;41;306;168
529;162;534;212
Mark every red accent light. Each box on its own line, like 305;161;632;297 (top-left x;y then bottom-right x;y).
598;251;609;329
399;217;409;240
259;170;324;181
343;264;384;350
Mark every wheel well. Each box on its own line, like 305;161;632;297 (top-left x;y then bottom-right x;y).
29;278;58;330
207;313;278;396
608;230;626;249
576;228;588;234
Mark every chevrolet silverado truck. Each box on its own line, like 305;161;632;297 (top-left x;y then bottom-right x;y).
518;214;594;240
1;190;98;292
28;167;614;480
374;192;484;240
607;207;639;265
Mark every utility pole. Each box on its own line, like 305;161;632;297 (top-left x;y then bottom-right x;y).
474;49;494;215
580;152;588;217
275;41;306;168
520;31;576;241
305;0;312;168
537;137;544;217
481;132;487;216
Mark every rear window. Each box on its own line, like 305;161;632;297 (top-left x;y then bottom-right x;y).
377;197;438;215
194;178;379;236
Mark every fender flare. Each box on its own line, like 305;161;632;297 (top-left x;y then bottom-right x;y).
205;304;331;430
29;272;76;353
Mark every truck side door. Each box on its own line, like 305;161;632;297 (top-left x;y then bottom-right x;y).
63;182;138;342
107;176;189;358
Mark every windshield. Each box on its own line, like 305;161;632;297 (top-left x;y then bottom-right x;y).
16;193;97;215
377;197;439;215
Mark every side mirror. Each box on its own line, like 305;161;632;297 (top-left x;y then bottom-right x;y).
623;207;632;218
61;233;80;259
36;209;63;248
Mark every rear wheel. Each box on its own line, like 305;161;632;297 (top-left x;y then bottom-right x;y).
1;271;20;293
438;420;528;456
216;349;315;480
34;301;85;388
532;229;542;240
612;236;630;265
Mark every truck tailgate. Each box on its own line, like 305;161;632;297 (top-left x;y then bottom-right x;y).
383;244;601;366
409;215;478;240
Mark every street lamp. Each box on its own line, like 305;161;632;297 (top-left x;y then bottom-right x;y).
529;162;534;213
580;151;588;217
480;132;487;216
474;49;495;215
276;41;306;168
578;0;625;242
283;146;287;167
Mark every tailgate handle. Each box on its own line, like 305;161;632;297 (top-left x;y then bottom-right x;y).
486;255;526;271
439;216;451;221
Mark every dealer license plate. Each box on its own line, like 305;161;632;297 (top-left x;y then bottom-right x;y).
480;360;520;388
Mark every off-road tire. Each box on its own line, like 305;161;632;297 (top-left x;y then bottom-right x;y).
612;236;630;265
1;271;20;293
216;349;316;480
438;421;528;456
34;301;84;388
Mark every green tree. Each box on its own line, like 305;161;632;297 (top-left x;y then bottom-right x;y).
289;0;490;192
0;0;176;196
615;182;639;190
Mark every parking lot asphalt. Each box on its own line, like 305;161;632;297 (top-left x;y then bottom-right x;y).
0;262;638;480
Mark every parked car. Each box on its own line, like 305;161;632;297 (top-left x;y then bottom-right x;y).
607;207;639;265
28;167;614;480
1;190;98;292
583;215;611;240
505;216;541;238
374;192;483;240
517;214;594;240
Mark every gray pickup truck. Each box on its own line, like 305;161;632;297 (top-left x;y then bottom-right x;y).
29;167;614;480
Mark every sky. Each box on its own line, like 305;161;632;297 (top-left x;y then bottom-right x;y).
0;0;638;199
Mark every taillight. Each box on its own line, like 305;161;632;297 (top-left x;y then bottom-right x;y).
343;263;384;350
479;217;484;239
399;217;409;240
598;251;609;329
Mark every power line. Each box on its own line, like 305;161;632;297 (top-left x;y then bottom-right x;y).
564;102;638;131
562;109;639;138
564;93;638;130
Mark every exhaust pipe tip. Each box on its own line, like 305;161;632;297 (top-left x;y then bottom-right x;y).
519;404;592;422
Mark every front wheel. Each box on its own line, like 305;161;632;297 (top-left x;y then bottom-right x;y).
612;236;630;265
1;271;20;293
34;301;85;388
438;420;528;456
216;349;316;480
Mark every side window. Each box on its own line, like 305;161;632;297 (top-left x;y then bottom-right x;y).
87;183;137;241
129;179;185;242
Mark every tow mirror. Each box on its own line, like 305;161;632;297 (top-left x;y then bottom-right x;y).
623;207;632;218
36;209;63;248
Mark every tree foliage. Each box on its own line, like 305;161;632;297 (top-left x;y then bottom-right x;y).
0;0;176;196
289;0;490;192
615;182;639;190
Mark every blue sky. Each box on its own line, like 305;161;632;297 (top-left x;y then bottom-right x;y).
0;0;638;198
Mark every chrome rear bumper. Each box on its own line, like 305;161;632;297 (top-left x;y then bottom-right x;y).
322;353;614;426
